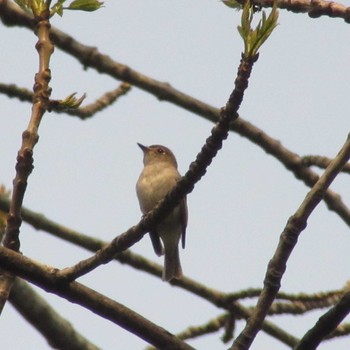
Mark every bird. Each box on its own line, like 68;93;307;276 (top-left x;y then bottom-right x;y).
136;143;188;281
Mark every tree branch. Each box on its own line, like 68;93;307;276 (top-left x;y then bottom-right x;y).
0;186;343;348
0;1;54;314
253;0;350;22
302;155;350;174
229;134;350;350
0;247;195;350
9;278;101;350
294;291;350;350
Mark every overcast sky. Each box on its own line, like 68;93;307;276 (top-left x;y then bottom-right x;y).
1;1;350;349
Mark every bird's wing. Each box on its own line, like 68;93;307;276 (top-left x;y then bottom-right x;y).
149;230;164;256
181;196;188;249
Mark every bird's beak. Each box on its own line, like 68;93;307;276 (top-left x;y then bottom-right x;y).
137;143;148;152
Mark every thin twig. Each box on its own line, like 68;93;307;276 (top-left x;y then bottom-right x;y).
0;82;131;119
50;82;132;118
325;322;350;339
302;155;350;174
0;83;33;101
146;313;229;350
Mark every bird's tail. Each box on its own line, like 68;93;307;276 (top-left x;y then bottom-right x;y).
163;245;182;282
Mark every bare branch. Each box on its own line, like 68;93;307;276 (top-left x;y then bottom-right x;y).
253;0;350;22
229;134;350;350
0;82;131;119
0;83;33;102
302;155;350;174
295;291;350;350
0;196;300;348
0;247;195;350
325;322;350;340
0;2;54;313
9;278;101;350
49;82;132;118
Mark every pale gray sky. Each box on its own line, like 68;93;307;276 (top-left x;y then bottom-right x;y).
1;1;350;349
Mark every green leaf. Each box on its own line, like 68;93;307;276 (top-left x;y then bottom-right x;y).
67;0;104;12
221;0;242;10
237;1;279;57
58;93;86;109
50;0;66;16
14;0;47;15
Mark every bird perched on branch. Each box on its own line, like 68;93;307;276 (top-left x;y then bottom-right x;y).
136;143;188;282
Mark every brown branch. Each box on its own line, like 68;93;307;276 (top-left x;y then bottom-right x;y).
226;287;345;303
0;82;131;119
276;289;346;302
232;303;299;347
9;278;101;350
0;246;195;350
1;189;347;347
253;0;350;22
302;155;350;174
325;322;350;339
267;298;342;316
0;83;33;101
146;313;231;350
49;82;132;118
232;120;350;227
0;195;299;348
229;134;350;350
294;291;350;350
175;313;228;342
2;9;53;249
6;247;297;350
267;288;346;316
0;3;54;314
1;1;350;229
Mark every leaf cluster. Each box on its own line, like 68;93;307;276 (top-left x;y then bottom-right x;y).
14;0;104;17
237;1;279;57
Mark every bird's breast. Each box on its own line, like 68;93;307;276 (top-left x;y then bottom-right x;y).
136;163;180;213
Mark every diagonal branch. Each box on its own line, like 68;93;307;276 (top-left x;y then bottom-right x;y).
229;134;350;350
294;291;350;350
0;247;195;350
0;196;312;347
0;195;323;348
9;278;101;350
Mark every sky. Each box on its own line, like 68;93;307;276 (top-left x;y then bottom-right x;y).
1;0;350;349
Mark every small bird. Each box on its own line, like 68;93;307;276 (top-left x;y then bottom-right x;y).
136;143;188;281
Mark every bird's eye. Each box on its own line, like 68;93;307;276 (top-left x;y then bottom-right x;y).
157;148;165;154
